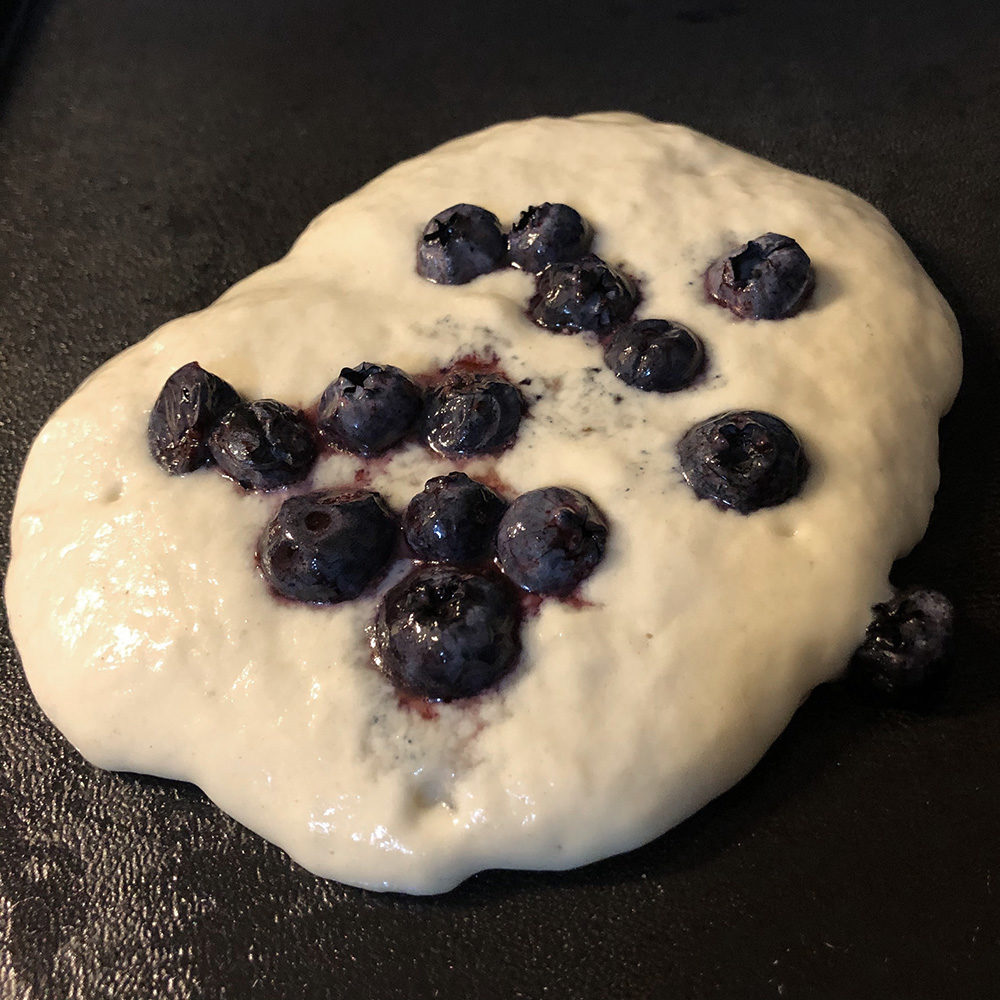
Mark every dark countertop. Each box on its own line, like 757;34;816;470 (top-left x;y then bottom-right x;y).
2;2;999;997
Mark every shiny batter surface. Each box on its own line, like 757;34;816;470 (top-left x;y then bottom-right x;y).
5;114;961;892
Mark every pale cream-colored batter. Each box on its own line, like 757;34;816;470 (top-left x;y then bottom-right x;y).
5;114;961;892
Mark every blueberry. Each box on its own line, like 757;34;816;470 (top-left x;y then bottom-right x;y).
705;233;814;320
848;587;953;703
603;319;706;393
416;204;507;284
528;254;637;334
147;362;241;474
422;371;523;457
373;566;520;701
208;399;317;491
317;363;422;456
259;489;397;603
496;486;609;595
404;472;507;565
677;410;808;514
508;202;593;272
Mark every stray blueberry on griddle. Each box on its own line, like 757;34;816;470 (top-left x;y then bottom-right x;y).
422;371;523;457
208;399;316;491
373;566;521;701
705;232;814;320
603;319;706;393
416;204;507;284
147;362;241;474
508;202;593;272
848;587;954;703
496;486;609;595
529;254;637;334
259;489;397;603
317;363;422;456
677;410;808;514
404;472;507;565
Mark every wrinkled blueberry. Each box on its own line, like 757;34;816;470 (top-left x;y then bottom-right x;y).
147;362;241;474
603;319;706;393
317;363;422;456
508;202;593;272
677;410;808;514
404;472;507;565
373;566;521;701
705;233;814;320
416;204;507;284
422;371;523;457
208;399;316;490
528;254;637;334
848;587;954;703
259;490;397;603
496;486;609;595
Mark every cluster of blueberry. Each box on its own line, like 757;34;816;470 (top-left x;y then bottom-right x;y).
147;360;608;700
419;202;707;395
147;359;526;490
256;475;607;701
419;202;814;513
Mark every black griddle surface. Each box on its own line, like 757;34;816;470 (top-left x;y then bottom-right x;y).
2;2;999;997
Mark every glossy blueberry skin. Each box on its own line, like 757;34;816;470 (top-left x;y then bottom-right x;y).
403;472;507;565
603;319;706;393
496;486;609;595
848;587;954;703
259;489;397;603
208;399;317;491
373;566;521;701
317;363;422;456
705;232;814;320
508;202;593;272
422;371;523;457
147;362;241;474
416;204;507;284
677;410;808;514
528;254;637;334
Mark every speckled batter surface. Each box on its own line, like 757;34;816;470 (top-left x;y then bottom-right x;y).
5;113;961;893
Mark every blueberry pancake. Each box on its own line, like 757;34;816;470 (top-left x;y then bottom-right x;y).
5;114;961;893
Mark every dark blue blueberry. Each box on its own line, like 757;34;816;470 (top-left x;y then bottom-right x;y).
705;233;814;320
677;410;808;514
422;371;522;457
496;486;608;595
603;319;706;393
259;489;397;603
403;472;507;565
528;254;637;334
508;202;593;272
208;399;317;491
848;587;953;703
373;566;521;701
317;362;422;456
147;362;241;474
416;204;507;284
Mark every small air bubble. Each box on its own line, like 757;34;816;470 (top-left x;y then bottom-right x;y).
410;775;454;813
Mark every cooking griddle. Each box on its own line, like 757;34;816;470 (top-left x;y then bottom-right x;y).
2;1;999;996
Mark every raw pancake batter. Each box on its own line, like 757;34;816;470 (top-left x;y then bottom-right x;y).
5;114;961;893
